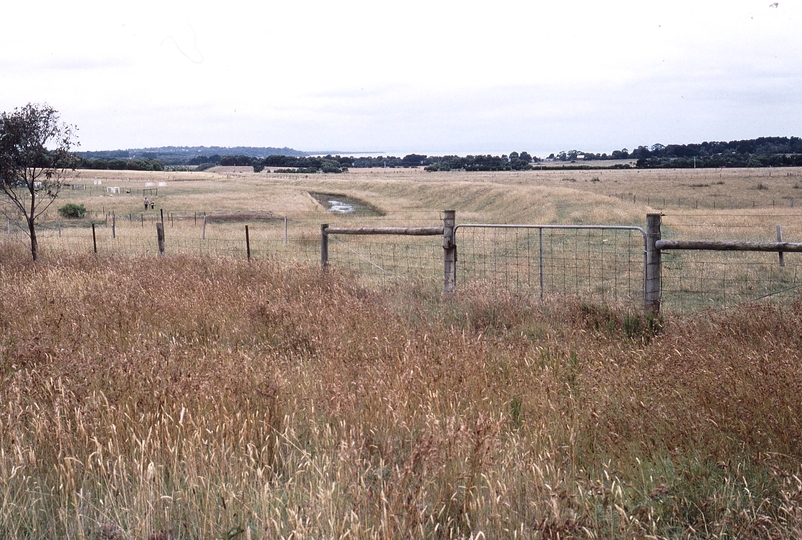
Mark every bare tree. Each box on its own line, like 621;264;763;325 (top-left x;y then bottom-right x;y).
0;103;78;261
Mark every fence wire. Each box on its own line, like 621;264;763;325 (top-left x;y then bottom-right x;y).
6;210;802;315
3;218;320;264
326;234;444;286
455;226;645;305
660;213;802;312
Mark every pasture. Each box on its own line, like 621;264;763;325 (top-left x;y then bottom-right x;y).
2;166;802;538
23;165;802;311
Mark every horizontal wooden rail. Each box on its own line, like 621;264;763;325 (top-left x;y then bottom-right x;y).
656;240;802;252
323;226;444;236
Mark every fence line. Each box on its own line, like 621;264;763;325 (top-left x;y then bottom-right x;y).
652;213;802;313
321;212;652;308
6;210;802;315
656;239;802;252
321;219;449;288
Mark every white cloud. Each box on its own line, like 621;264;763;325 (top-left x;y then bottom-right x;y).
1;0;799;155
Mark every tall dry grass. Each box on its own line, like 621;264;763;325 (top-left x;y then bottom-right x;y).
1;244;802;538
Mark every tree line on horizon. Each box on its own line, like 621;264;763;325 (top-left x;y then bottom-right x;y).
72;136;802;173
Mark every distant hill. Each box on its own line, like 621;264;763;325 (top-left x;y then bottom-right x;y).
76;146;308;165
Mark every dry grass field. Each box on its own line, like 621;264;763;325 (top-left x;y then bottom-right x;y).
1;248;801;539
45;164;802;228
17;165;802;311
2;166;802;538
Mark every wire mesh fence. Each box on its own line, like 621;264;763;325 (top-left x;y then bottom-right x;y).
318;211;448;287
3;215;321;264
5;209;802;315
326;234;444;286
659;212;802;312
455;225;646;306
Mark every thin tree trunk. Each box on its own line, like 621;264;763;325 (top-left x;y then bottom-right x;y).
28;217;38;261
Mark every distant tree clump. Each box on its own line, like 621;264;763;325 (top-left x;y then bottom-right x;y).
77;156;164;171
220;155;255;167
424;152;536;172
543;137;802;169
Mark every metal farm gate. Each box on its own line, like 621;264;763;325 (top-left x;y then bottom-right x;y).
454;223;647;305
321;211;651;309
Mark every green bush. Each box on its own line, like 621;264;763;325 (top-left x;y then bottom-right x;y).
58;203;87;219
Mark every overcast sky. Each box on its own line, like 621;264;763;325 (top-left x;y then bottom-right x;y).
2;1;800;157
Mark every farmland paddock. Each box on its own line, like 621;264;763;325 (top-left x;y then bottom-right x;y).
3;167;802;314
321;211;802;315
4;208;802;314
5;166;802;537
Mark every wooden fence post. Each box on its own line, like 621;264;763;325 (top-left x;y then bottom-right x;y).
321;224;329;267
245;225;251;261
92;223;97;254
645;213;661;315
443;210;456;294
157;222;165;255
112;212;116;239
777;225;785;267
202;216;207;240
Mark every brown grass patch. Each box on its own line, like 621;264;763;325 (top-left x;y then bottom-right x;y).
1;251;801;537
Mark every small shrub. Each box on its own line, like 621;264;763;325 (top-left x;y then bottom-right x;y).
756;182;769;190
58;203;87;219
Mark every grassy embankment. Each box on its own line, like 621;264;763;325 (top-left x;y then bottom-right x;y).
1;243;801;538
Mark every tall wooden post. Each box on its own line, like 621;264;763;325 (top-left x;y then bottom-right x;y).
245;225;251;261
202;216;207;240
157;222;165;255
645;213;661;315
443;210;456;294
92;223;97;254
112;212;116;239
321;224;329;267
